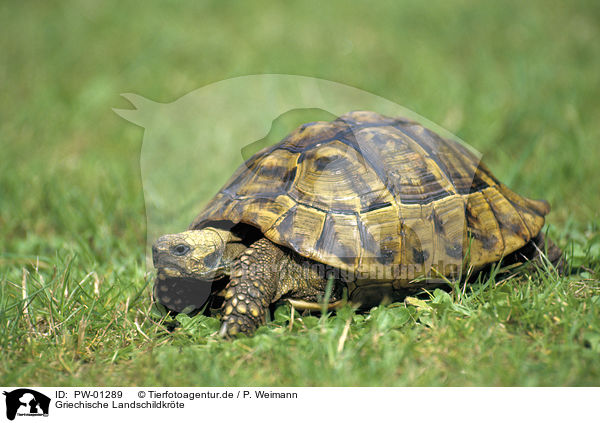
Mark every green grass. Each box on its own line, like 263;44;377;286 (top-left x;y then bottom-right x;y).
1;0;599;386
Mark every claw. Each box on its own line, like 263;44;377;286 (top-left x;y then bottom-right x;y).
218;321;241;338
218;322;229;338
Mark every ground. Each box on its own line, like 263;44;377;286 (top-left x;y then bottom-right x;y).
1;0;599;386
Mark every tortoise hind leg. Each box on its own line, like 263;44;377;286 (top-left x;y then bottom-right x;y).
531;232;564;273
506;232;564;273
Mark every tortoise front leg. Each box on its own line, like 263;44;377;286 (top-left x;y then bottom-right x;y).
218;238;285;337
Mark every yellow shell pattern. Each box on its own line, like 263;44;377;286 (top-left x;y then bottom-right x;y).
191;111;549;288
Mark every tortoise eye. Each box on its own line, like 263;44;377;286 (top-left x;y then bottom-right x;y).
172;244;190;256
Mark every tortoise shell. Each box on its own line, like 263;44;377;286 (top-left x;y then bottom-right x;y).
191;111;549;288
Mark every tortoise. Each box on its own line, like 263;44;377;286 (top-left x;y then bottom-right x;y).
152;111;561;337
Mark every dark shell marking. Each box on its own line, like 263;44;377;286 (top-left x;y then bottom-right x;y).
191;111;549;284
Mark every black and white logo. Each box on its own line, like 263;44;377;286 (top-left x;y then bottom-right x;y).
3;389;50;421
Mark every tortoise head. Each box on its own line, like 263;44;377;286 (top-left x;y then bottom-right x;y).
152;227;243;281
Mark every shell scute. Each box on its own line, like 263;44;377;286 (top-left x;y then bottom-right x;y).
191;111;549;280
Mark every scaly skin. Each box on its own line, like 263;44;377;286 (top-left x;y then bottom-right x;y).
153;227;562;337
152;228;340;337
219;238;342;336
219;238;281;336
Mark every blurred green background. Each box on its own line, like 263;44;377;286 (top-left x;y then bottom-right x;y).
1;0;599;386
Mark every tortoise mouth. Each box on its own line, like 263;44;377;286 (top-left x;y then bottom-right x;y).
156;264;223;282
157;266;186;280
